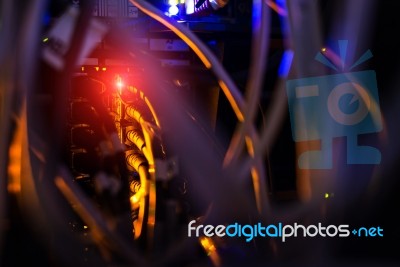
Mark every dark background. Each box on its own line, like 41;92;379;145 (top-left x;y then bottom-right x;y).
2;0;400;266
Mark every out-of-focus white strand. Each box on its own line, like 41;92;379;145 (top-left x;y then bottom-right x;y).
225;0;272;214
331;0;377;66
289;0;324;76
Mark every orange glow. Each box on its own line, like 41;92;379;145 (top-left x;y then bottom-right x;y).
245;135;254;157
147;181;156;227
200;236;217;255
126;85;161;127
251;167;262;214
266;0;287;16
129;166;150;239
218;80;244;122
130;194;140;209
199;237;221;266
115;75;124;94
7;120;23;194
144;96;160;127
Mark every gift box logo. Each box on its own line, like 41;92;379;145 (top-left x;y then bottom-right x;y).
286;40;382;169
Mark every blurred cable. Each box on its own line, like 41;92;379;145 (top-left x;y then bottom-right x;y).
55;166;147;266
129;0;246;123
330;0;377;66
257;0;326;204
221;0;271;214
0;0;17;259
283;0;324;77
0;0;48;261
130;0;274;218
